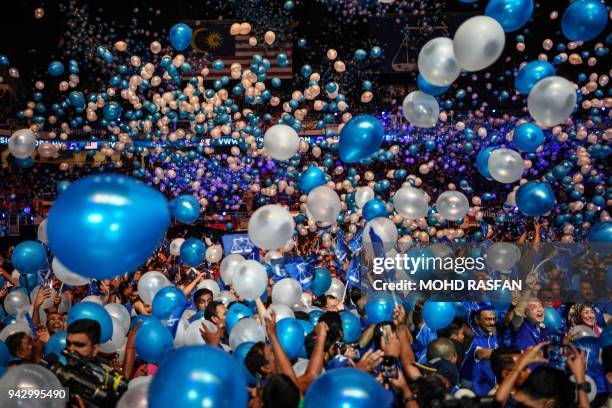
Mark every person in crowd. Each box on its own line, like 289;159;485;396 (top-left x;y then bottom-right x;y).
512;301;548;351
66;319;101;360
489;346;528;396
461;306;499;395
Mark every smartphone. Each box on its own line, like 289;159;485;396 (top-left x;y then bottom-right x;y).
380;356;398;381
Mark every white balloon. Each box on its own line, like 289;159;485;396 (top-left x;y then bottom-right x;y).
363;217;398;257
233;260;268;301
271;278;303;307
248;204;295;250
0;364;64;408
264;124;300;160
205;245;223;263
118;378;149;408
214;290;237;306
293;358;310;377
527;76;577;127
169;238;185;256
324;278;346;301
8;129;37;159
82;295;104;305
270;304;295;321
307;186;341;224
105;303;131;334
453;16;505;72
435;191;469;221
355;186;375;208
488;149;524;183
100;317;127;353
418;37;461;86
137;271;170;305
485;243;521;271
37;219;48;243
52;257;90;286
229;317;266;350
220;253;245;285
402;91;439;128
29;285;55;310
393;186;428;220
196;279;221;299
184;319;216;346
4;290;31;315
0;323;33;341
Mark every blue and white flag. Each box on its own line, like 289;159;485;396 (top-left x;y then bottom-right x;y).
221;233;259;260
346;257;362;287
334;229;350;265
285;257;315;290
349;228;364;254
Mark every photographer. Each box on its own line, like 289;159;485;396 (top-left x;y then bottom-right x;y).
66;319;101;361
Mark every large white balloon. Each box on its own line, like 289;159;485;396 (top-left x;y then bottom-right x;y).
488;149;525;183
184;319;216;346
271;278;303;307
402;91;439;128
205;245;223;263
270;304;295;321
527;76;577;127
248;204;295;250
355;186;375;208
196;279;221;299
0;364;64;408
81;295;104;305
264;124;300;160
229;317;266;350
453;16;505;71
8;129;37;159
232;260;268;301
169;238;185;256
37;219;48;244
0;323;33;341
418;37;461;86
105;303;131;334
393;186;428;220
4;290;31;315
137;271;170;305
307;186;341;224
363;217;398;257
324;278;346;301
220;253;245;285
435;191;469;221
100;317;127;353
29;285;55;310
485;243;521;271
118;379;149;408
52;257;90;286
215;290;237;306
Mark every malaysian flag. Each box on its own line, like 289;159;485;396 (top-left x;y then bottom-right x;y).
188;21;293;79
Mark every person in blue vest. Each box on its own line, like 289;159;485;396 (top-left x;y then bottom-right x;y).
460;305;499;395
512;300;549;351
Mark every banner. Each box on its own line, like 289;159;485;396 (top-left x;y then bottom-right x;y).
221;233;259;260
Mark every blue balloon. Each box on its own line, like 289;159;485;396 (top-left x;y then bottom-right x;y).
422;302;456;330
233;341;256;386
102;102;122;121
543;307;563;331
600;325;612;349
170;195;201;224
153;286;187;320
514;61;555;95
12;241;47;275
48;61;64;77
561;0;608;42
417;74;450;96
149;345;247;408
179;238;206;267
68;91;85;109
338;115;384;163
48;175;170;280
300;165;326;194
365;293;395;324
135;317;173;363
226;303;254;333
362;198;387;222
44;331;67;364
67;302;113;343
169;23;193;51
476;147;496;179
297;319;314;336
276;318;305;359
588;221;612;243
485;0;534;32
309;309;324;326
311;268;332;296
340;311;361;343
516;181;555;216
304;368;391;408
19;272;39;291
15;157;33;169
513;123;544;152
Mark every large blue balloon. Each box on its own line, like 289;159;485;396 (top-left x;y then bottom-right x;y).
561;0;608;42
170;195;201;224
340;311;361;343
48;61;64;77
476;147;496;179
311;267;332;296
513;123;544;152
12;241;47;275
417;74;450;96
149;345;247;408
304;368;391;408
19;272;39;291
226;303;254;333
516;181;555;216
44;331;67;364
102;102;122;121
68;91;85;109
543;307;563;331
297;319;314;336
152;286;187;320
365;293;395;324
276;318;305;359
169;23;193;51
48;175;170;280
362;198;387;222
180;238;207;267
514;61;555;95
485;0;534;32
67;302;113;343
134;317;173;363
233;341;256;386
300;165;326;194
422;302;456;330
309;310;324;326
588;222;612;243
338;115;384;163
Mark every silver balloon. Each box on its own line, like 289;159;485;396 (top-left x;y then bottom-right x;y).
118;379;149;408
418;37;461;86
52;257;90;286
229;317;266;350
568;324;597;340
271;278;303;307
8;129;37;159
29;285;55;311
402;91;439;128
4;290;30;315
453;16;505;72
355;186;375;208
488;149;524;183
324;278;346;301
293;358;310;377
196;279;221;299
184;319;216;346
215;290;237;306
205;244;223;263
81;295;103;305
37;219;48;243
270;304;295;321
105;303;132;334
363;217;398;257
264;124;300;160
100;317;127;353
485;243;521;271
137;271;170;305
248;204;295;250
435;191;469;221
220;253;245;285
173;318;190;348
393;186;428;220
527;76;577;127
232;260;268;301
307;186;341;224
128;374;152;390
0;364;64;408
169;238;185;256
0;323;32;341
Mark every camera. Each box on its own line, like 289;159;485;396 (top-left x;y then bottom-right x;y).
41;349;128;407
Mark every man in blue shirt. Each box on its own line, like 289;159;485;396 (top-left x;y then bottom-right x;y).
512;301;549;351
461;306;499;396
